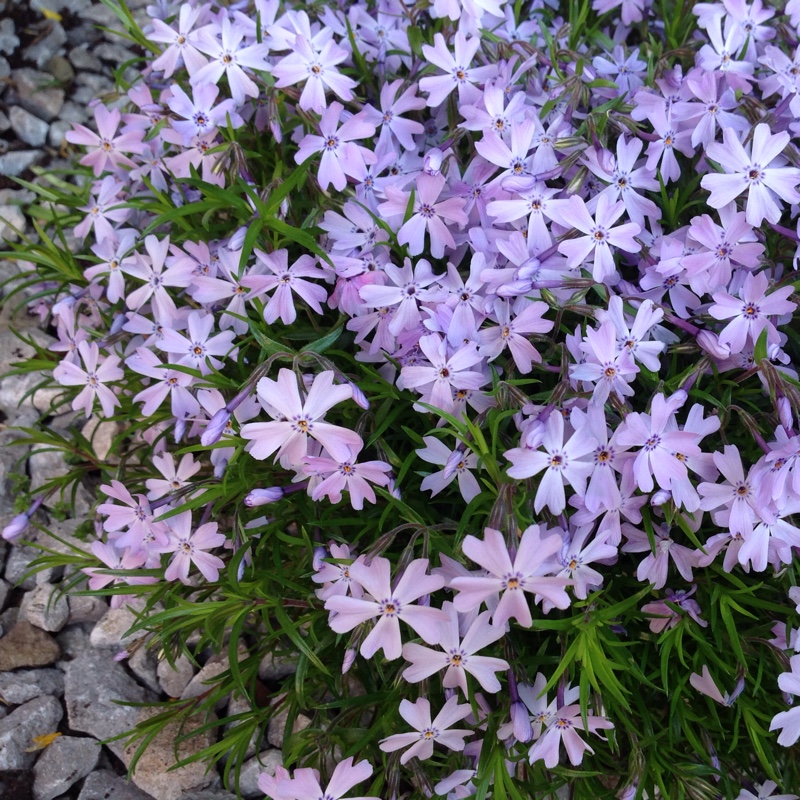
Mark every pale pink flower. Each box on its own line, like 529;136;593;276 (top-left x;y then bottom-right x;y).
150;4;207;77
622;524;699;590
311;543;364;601
166;82;242;146
247;249;328;325
451;526;572;627
262;758;378;800
378;172;468;259
74;177;130;241
479;299;553;374
146;453;201;500
96;480;170;556
615;392;701;494
363;79;426;151
241;369;362;467
569;320;639;404
359;258;445;337
156;310;237;375
701;124;800;226
303;448;391;510
164;511;226;584
548;194;641;284
192;16;270;105
324;557;447;660
272;35;357;113
65;106;145;176
401;602;508;694
416;436;480;503
401;333;485;415
379;696;472;764
527;703;614;768
770;654;800;746
294;103;377;193
419;32;496;107
53;341;122;418
640;586;707;633
505;411;596;515
708;270;796;354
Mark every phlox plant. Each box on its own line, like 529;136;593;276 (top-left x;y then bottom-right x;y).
5;0;800;797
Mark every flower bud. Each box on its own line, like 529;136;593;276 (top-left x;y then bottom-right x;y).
341;647;357;674
696;330;730;360
651;489;672;506
2;512;31;542
244;487;284;507
201;408;231;446
349;382;370;410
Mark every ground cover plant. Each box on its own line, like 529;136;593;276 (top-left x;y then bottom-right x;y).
4;0;800;796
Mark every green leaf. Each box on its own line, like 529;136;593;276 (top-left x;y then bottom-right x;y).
300;323;343;355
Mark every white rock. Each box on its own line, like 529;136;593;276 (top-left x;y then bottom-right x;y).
20;583;70;632
90;604;143;649
157;653;196;697
266;694;311;748
237;750;283;798
9;107;49;147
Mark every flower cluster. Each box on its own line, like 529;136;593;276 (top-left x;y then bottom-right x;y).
8;0;800;795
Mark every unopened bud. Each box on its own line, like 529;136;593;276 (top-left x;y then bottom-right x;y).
651;489;672;506
696;330;730;360
342;647;357;674
201;408;231;446
510;700;533;743
244;487;284;507
349;382;370;410
2;512;31;542
778;395;793;430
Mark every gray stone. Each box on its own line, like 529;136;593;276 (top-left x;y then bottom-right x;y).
0;669;64;705
123;708;217;800
66;22;102;49
4;543;55;589
75;71;114;95
26;23;68;70
0;57;9;80
46;55;74;84
95;42;137;65
266;695;311;749
48;119;71;148
12;68;65;122
0;150;43;177
0;110;9;132
0;19;19;55
64;651;154;759
69;47;102;72
90;604;143;649
182;792;237;800
0;327;59;416
0;578;9;611
157;653;195;698
20;584;70;632
129;645;161;693
67;594;107;624
0;204;26;242
181;642;249;708
10;107;49;147
0;621;61;670
258;651;298;681
82;416;121;461
0;695;63;770
78;770;155;800
29;447;70;493
225;695;261;759
36;518;92;558
58;100;86;123
55;622;93;661
237;750;283;798
33;735;101;800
